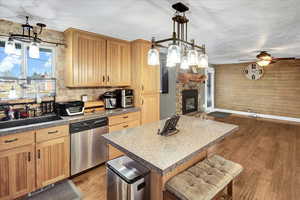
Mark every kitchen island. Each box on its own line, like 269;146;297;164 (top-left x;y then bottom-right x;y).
103;115;239;200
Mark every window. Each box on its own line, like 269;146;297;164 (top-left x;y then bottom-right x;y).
0;39;55;79
0;41;23;78
0;38;55;100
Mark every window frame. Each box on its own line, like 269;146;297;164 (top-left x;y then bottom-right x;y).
0;36;56;79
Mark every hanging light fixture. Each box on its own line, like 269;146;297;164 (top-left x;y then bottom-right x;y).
2;16;65;58
180;48;189;69
167;41;181;64
198;46;208;68
148;2;207;68
4;37;15;54
29;40;40;59
256;51;272;67
147;38;160;65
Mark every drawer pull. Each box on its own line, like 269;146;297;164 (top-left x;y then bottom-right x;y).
123;116;129;119
37;150;41;159
48;130;59;134
4;138;18;143
123;125;129;128
28;152;31;162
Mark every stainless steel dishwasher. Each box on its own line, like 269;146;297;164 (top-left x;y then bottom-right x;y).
70;117;108;176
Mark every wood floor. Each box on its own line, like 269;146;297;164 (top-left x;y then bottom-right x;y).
72;116;300;200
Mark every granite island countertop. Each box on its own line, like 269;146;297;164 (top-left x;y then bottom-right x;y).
103;115;239;175
0;107;140;136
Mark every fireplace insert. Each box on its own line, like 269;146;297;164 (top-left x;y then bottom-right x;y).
182;89;198;114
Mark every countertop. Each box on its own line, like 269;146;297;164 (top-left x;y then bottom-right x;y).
0;107;140;136
103;115;239;175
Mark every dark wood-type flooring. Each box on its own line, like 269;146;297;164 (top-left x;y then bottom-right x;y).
72;116;300;200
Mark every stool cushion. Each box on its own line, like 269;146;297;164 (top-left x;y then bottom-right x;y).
166;155;243;200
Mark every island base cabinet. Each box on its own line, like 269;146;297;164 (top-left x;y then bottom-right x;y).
36;136;70;188
0;145;35;200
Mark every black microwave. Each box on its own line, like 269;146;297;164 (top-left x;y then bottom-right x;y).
55;101;85;116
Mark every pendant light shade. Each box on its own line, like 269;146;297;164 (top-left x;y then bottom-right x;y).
168;44;181;64
166;53;176;67
147;47;160;66
187;49;198;65
5;38;15;55
198;53;208;68
29;42;40;59
180;54;189;69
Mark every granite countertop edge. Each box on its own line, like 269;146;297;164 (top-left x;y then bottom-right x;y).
103;125;239;175
0;107;140;137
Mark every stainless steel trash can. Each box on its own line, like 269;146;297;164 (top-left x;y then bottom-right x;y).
107;156;150;200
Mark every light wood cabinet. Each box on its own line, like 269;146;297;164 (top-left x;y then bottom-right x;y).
0;145;35;200
65;29;107;87
36;136;70;188
0;125;70;199
108;111;140;160
131;39;160;125
141;94;160;124
64;28;131;87
107;40;131;86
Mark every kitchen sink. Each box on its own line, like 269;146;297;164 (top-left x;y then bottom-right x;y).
0;115;63;129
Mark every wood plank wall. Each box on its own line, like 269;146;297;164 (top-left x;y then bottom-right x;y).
214;60;300;118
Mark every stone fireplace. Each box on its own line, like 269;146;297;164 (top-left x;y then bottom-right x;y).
176;81;205;115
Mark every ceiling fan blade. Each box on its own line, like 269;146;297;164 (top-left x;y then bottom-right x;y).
273;57;295;61
239;59;256;62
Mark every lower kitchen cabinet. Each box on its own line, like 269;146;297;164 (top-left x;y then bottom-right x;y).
0;144;35;200
36;136;70;188
108;111;140;160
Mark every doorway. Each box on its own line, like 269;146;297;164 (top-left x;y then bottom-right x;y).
204;67;215;112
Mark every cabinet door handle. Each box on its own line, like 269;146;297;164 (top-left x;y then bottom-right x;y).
37;150;41;159
141;99;144;105
107;76;110;82
28;152;31;162
103;76;105;82
123;116;129;119
4;138;18;143
48;130;58;134
141;85;144;91
123;125;129;128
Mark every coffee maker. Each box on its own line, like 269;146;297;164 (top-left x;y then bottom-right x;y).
101;91;117;109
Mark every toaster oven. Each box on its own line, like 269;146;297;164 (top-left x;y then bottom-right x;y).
55;101;85;116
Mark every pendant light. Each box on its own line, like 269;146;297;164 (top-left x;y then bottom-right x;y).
167;42;181;64
256;59;271;67
180;48;189;69
166;53;176;67
4;38;15;54
198;53;208;68
29;41;40;59
147;38;160;66
147;2;207;67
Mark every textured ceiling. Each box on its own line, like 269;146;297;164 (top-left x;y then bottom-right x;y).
0;0;299;64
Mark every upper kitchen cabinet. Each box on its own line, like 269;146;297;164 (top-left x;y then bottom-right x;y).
64;29;107;87
64;28;131;87
107;40;131;86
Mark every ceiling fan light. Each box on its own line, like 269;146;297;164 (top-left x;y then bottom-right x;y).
168;44;181;64
147;47;160;66
29;42;40;59
256;59;271;67
5;38;15;55
187;49;198;65
198;53;208;68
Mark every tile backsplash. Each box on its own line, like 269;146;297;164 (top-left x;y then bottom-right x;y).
0;19;119;103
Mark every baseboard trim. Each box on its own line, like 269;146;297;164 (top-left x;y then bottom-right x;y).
213;108;300;123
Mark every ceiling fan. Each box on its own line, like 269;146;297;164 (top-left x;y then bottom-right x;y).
240;51;295;67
